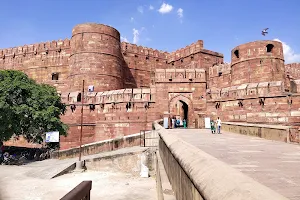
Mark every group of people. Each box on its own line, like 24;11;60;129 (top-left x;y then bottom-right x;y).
210;117;222;134
170;116;187;129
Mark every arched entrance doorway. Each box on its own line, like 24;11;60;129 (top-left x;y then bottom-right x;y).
169;95;194;128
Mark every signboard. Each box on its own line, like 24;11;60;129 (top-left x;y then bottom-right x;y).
163;117;169;129
204;117;211;129
45;131;60;143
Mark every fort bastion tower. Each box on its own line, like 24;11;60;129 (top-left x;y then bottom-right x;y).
231;40;285;85
69;23;124;92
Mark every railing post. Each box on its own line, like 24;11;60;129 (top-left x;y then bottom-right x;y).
60;181;92;200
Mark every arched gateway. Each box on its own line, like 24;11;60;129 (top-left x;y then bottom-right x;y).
169;94;195;128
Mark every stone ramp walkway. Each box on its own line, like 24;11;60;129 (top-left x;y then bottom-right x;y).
170;129;300;200
20;146;147;179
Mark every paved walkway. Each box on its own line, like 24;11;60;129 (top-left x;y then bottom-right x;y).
171;129;300;200
0;146;155;200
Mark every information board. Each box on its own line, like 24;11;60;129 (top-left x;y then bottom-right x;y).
45;131;60;143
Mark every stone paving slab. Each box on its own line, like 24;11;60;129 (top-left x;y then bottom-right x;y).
170;129;300;200
0;146;154;199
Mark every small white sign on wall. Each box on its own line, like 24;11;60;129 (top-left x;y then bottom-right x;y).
204;118;211;129
45;131;60;143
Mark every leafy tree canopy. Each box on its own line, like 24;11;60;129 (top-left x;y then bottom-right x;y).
0;70;68;143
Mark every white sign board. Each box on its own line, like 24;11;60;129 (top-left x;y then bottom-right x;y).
163;117;169;129
45;131;60;143
204;118;211;129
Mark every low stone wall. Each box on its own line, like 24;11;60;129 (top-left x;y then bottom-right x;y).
154;121;288;200
52;133;143;159
222;122;300;144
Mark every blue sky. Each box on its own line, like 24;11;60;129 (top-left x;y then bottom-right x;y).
0;0;299;63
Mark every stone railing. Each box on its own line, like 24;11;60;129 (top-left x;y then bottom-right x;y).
52;132;143;159
153;121;288;200
222;122;299;144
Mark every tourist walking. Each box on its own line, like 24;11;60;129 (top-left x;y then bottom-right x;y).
210;120;216;134
216;117;222;134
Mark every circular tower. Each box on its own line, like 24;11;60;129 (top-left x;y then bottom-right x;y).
230;40;285;86
69;23;123;91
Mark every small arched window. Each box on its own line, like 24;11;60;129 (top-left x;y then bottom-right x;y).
234;50;239;58
77;93;82;102
52;73;59;80
266;44;274;53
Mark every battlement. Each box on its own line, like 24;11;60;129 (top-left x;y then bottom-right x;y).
0;39;70;59
61;88;155;105
210;81;285;101
209;62;231;78
155;68;206;82
167;40;203;62
285;63;300;79
121;42;169;60
166;40;223;63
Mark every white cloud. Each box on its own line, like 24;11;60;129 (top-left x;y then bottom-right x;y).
274;38;300;64
137;6;144;13
158;3;173;14
177;8;183;18
133;28;139;44
149;5;154;10
121;36;128;42
130;17;134;22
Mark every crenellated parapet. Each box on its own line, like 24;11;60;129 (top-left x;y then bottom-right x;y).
121;42;168;60
61;88;155;105
285;63;300;79
210;81;285;101
166;40;223;63
166;40;203;63
0;39;70;59
155;68;206;83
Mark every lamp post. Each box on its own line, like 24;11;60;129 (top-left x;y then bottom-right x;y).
79;80;85;162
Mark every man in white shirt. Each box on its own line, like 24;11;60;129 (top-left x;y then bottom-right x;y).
216;117;222;134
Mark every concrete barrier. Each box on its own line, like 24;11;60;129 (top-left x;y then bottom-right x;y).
153;121;289;200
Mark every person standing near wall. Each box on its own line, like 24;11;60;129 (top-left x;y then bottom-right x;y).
183;119;187;128
210;120;216;134
216;117;222;134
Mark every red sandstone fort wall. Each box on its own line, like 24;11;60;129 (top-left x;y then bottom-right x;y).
0;39;71;93
121;42;169;88
1;22;300;150
285;63;300;80
58;88;159;149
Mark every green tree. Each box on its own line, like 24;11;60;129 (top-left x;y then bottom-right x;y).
0;70;68;144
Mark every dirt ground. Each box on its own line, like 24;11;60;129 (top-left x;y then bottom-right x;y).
0;165;157;200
